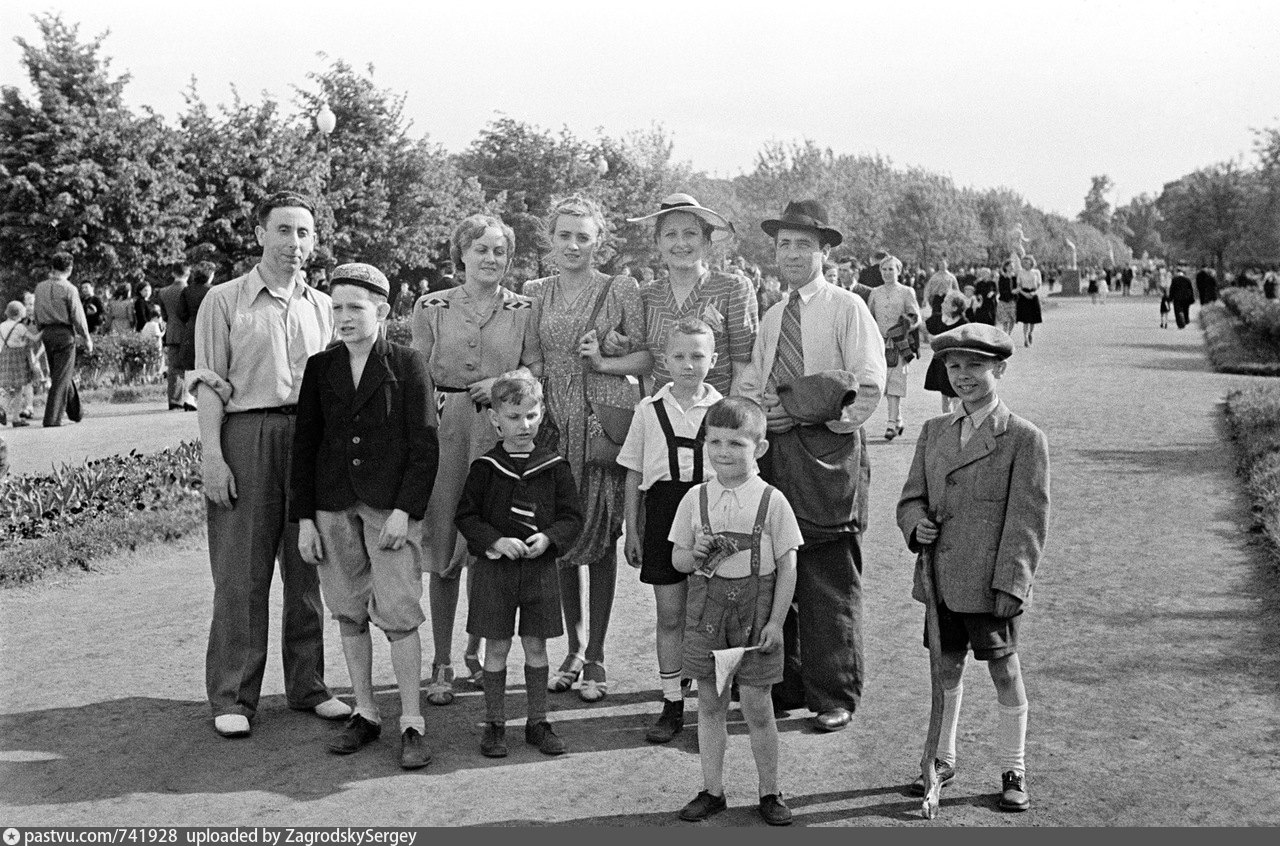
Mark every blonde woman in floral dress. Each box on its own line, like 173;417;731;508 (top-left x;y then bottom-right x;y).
528;196;652;702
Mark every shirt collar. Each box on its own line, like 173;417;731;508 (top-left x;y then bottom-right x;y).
950;393;1000;429
654;381;722;410
246;265;317;303
792;275;826;304
705;473;765;510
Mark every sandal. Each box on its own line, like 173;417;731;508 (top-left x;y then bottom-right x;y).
578;662;608;703
549;655;584;693
463;653;485;687
424;664;455;706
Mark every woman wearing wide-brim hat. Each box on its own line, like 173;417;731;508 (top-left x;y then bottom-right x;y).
625;193;758;397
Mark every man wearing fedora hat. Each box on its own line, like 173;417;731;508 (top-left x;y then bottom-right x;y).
738;199;887;732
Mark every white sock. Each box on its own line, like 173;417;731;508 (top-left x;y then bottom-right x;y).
997;702;1028;775
355;706;382;725
660;669;683;703
399;715;425;734
938;683;963;767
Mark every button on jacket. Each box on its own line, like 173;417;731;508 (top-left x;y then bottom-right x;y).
290;336;439;521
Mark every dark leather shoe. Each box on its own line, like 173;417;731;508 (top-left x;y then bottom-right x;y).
481;722;508;758
399;727;431;769
328;714;380;754
758;793;793;826
525;720;566;755
910;759;957;796
999;770;1029;811
183;403;198;411
645;699;684;744
678;790;727;822
813;708;852;732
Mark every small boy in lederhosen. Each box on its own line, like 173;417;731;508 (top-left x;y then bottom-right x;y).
669;396;802;826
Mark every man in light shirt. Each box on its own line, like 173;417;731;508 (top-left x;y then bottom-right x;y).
193;191;351;738
736;199;887;733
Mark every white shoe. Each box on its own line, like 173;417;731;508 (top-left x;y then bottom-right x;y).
214;714;251;737
314;697;353;720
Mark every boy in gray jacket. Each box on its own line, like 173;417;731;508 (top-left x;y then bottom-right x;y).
896;323;1049;813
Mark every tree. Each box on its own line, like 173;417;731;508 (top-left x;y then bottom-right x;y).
973;187;1025;265
0;13;197;300
883;168;980;267
298;59;484;287
179;84;319;277
1158;161;1252;282
1078;174;1114;232
1112;193;1164;261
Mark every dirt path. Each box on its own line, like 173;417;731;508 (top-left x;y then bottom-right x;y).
2;296;1278;826
2;400;199;477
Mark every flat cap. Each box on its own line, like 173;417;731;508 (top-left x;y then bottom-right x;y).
329;262;390;297
930;323;1014;360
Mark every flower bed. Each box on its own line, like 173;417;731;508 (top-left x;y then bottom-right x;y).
1199;302;1280;376
1224;385;1280;566
0;441;205;585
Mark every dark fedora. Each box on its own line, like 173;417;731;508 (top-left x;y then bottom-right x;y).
760;200;844;247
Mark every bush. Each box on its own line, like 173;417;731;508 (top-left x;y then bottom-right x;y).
385;315;412;347
76;333;164;388
1224;385;1280;565
1200;303;1280;376
0;440;204;584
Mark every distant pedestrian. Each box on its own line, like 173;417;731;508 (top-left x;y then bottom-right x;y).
32;252;92;427
157;262;195;410
1169;265;1196;329
1195;264;1218;305
1;300;42;428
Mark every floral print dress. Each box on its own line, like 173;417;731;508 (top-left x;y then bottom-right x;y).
529;271;645;569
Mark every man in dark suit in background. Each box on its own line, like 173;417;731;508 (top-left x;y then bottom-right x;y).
1195;263;1218;305
858;250;887;290
175;261;216;378
1169;264;1197;329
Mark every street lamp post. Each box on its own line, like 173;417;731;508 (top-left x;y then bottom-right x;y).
315;100;336;199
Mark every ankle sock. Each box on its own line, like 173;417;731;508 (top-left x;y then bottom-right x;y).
997;701;1028;776
525;664;549;724
660;668;683;702
484;669;507;724
399;715;425;734
938;683;962;767
355;706;381;725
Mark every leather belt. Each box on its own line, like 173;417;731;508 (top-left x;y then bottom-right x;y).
236;405;297;415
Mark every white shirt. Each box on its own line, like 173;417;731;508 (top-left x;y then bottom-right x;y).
951;393;1000;448
617;382;721;490
668;474;804;579
737;276;887;433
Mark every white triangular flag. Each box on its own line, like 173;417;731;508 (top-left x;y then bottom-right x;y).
712;646;760;696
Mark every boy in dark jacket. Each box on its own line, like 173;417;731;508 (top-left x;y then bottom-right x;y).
456;371;583;758
290;263;439;770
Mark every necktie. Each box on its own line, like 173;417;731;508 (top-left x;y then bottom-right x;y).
770;290;804;388
959;415;974;448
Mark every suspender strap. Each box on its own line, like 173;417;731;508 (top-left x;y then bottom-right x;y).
653;400;705;482
698;482;712;536
749;486;774;578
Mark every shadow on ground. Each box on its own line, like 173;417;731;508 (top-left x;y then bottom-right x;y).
481;786;1008;826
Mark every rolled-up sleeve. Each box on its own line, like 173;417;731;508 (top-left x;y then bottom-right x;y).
830;296;886;433
195;287;230;379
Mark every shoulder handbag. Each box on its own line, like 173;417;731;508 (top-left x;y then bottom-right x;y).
581;276;640;467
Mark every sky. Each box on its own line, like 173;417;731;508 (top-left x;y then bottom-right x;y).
2;0;1279;218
